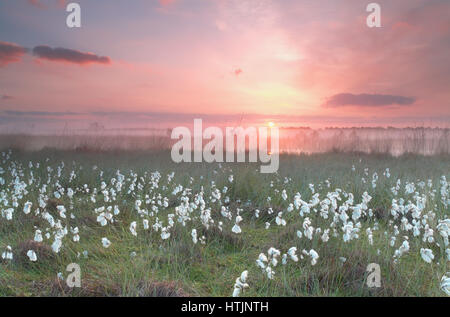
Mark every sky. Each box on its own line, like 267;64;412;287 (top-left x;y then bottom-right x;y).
0;0;449;132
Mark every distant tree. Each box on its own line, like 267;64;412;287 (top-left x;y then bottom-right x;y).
88;122;105;132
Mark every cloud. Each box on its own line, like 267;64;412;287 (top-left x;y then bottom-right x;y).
3;110;449;128
1;94;13;100
4;110;81;116
0;41;28;67
323;93;416;108
0;42;111;66
27;0;44;8
159;0;175;6
32;46;111;65
27;0;66;8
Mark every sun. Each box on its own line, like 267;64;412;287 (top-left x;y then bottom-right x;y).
267;121;275;128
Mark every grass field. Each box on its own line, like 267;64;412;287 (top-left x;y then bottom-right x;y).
1;149;449;296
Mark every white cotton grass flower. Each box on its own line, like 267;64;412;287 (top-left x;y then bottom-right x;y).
191;229;198;244
51;238;62;253
71;227;80;242
275;212;286;226
366;228;374;245
1;245;13;260
232;215;243;234
420;248;434;263
23;201;32;215
303;249;319;265
102;237;111;248
287;204;294;212
2;208;13;220
265;266;275;279
96;213;108;226
441;273;450;296
394;240;410;260
309;249;319;265
26;250;37;262
240;270;248;284
129;221;137;236
56;205;66;219
282;254;288;265
271;257;278;267
256;253;268;269
161;228;170;240
268;247;280;259
321;229;330;242
232;270;249;297
256;248;281;279
34;229;43;242
232;224;241;234
287;247;298;262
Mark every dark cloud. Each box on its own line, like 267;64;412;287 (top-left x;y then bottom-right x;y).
0;41;28;67
1;94;13;100
323;93;416;108
0;41;111;66
5;110;81;116
32;46;111;65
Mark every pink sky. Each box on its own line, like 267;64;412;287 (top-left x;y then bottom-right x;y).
0;0;449;131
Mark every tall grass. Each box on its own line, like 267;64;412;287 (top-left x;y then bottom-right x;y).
1;127;448;155
0;149;449;296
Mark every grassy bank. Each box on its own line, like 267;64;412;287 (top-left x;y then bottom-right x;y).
0;149;449;296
